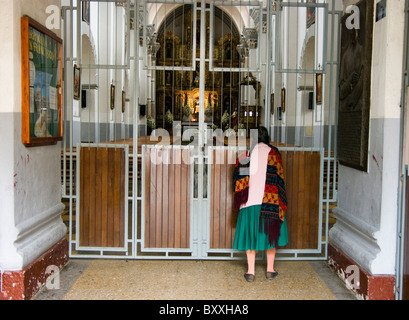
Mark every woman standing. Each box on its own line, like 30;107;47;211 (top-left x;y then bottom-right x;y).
233;127;288;282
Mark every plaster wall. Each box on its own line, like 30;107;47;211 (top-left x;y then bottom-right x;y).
331;0;404;275
0;0;66;271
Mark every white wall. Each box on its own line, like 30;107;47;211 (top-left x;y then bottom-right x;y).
0;0;66;271
331;0;405;275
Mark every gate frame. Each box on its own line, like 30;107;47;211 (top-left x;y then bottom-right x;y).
62;0;342;261
71;143;130;256
395;0;409;301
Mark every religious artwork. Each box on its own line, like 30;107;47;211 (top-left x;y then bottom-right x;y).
307;0;316;28
82;1;90;25
281;88;286;113
271;93;275;115
73;65;81;100
376;0;386;22
338;0;373;171
21;16;63;147
122;90;126;113
316;73;322;105
154;4;247;130
110;84;116;110
241;73;262;105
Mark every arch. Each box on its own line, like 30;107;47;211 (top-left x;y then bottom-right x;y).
146;2;251;34
80;34;98;137
299;24;316;72
81;34;97;80
300;35;316;85
153;3;242;127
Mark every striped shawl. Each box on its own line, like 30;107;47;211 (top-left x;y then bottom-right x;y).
233;145;288;246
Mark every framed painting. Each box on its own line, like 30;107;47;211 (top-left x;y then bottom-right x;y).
338;0;373;172
73;64;81;100
122;90;126;113
307;0;316;28
82;1;90;25
281;88;286;113
21;16;63;147
270;93;274;115
316;73;323;105
110;84;116;110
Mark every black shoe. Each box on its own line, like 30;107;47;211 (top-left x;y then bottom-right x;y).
266;272;278;280
244;273;255;282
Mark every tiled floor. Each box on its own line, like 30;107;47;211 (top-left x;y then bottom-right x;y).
33;259;357;300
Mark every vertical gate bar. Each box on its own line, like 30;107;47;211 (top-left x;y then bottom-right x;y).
62;6;67;198
283;3;287;146
209;2;214;71
322;3;330;257
325;3;335;242
199;2;206;148
114;2;117;143
321;1;330;254
62;6;69;197
70;0;77;254
77;0;81;66
396;170;407;299
295;1;299;151
271;6;277;139
332;9;342;202
265;0;272;132
63;4;71;254
133;0;140;258
395;0;409;300
320;149;326;256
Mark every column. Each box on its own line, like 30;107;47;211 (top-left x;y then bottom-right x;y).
329;0;404;300
0;0;68;300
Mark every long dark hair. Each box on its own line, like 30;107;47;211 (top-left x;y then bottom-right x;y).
258;126;271;145
249;126;271;154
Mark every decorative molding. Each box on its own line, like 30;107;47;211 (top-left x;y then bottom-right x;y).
330;207;380;273
14;204;66;269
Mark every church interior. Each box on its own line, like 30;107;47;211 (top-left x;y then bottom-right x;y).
1;0;409;301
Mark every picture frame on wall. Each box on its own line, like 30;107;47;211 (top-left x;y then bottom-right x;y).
338;0;373;172
21;16;63;147
307;0;316;28
271;93;274;115
110;84;116;110
122;91;126;113
281;88;286;113
82;1;90;25
73;64;81;100
316;73;323;105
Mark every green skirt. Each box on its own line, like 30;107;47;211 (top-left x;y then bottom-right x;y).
233;205;289;251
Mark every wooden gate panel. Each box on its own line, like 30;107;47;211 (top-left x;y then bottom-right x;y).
144;148;191;249
79;147;126;248
209;149;321;251
210;149;236;249
282;150;321;250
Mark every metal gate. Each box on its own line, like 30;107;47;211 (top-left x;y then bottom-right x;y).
62;0;342;260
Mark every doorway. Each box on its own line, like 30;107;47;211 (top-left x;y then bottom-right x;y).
62;0;341;261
